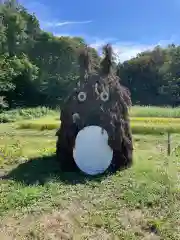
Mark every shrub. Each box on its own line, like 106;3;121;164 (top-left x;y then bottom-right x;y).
0;107;58;123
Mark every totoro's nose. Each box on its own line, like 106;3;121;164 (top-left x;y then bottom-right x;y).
72;113;80;123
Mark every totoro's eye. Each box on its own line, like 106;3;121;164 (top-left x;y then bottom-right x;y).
78;92;87;102
100;91;109;102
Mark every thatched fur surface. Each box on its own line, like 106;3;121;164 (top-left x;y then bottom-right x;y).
56;44;133;173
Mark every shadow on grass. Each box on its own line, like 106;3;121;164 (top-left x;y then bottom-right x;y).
2;154;113;185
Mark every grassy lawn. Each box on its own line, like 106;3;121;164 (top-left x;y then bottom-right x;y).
0;122;179;239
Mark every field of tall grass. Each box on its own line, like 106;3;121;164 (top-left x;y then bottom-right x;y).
7;106;180;135
130;105;180;118
1;105;180;123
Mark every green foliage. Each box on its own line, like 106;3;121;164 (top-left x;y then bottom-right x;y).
117;45;180;106
0;106;57;122
0;0;100;108
1;0;180;108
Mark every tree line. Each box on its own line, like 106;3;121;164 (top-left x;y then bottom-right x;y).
117;45;180;106
0;0;180;110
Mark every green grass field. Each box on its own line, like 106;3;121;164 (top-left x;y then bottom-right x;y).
3;105;180;134
130;105;180;118
0;106;180;239
17;116;180;134
2;105;180;123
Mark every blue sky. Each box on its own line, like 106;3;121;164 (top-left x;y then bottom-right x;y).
19;0;179;62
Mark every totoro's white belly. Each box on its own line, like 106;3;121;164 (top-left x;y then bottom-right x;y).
73;125;113;175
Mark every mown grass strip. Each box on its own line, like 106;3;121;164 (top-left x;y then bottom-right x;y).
17;122;60;131
17;119;180;134
131;122;180;134
131;117;180;123
34;116;180;124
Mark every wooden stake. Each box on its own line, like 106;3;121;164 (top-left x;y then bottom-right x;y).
167;132;171;156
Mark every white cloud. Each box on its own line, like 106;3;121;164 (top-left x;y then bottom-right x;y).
112;42;154;62
89;40;153;62
52;33;175;62
19;1;92;30
45;20;92;28
19;1;176;63
89;38;175;62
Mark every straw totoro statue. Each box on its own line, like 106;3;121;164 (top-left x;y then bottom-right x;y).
56;44;133;174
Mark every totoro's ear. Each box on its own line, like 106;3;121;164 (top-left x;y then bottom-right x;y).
100;44;113;76
78;45;91;75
